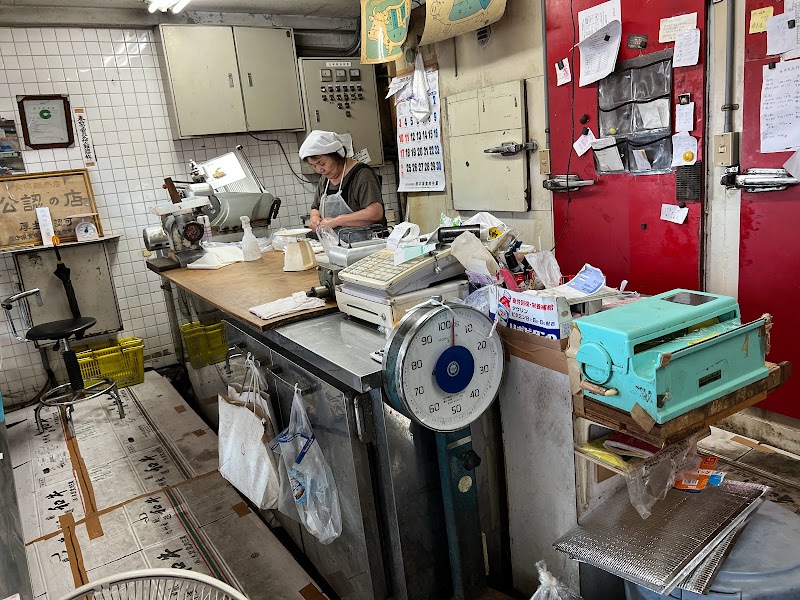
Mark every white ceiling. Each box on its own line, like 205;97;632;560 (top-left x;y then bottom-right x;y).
0;0;360;18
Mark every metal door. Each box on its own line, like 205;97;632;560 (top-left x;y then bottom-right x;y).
544;0;707;292
738;0;800;419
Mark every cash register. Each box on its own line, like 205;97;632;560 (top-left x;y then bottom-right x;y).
574;289;770;424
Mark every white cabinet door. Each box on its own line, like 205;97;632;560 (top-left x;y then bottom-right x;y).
234;27;305;132
160;26;247;137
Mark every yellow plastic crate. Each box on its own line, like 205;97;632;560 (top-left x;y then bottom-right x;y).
180;322;228;369
76;337;145;388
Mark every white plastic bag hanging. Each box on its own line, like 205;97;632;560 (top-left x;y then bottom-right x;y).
410;52;432;123
218;354;281;510
529;561;583;600
270;386;342;544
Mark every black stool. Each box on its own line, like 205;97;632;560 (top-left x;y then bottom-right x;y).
2;289;124;437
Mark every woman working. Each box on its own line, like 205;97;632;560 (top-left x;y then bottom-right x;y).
299;130;385;232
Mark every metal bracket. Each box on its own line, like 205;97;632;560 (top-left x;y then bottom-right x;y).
721;166;799;192
354;393;375;443
721;103;740;112
484;140;539;156
543;175;595;192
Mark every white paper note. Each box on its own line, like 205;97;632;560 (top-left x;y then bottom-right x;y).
659;13;698;43
760;61;800;153
36;207;55;246
632;149;652;171
578;0;622;41
591;137;625;171
784;149;800;178
673;28;701;67
750;7;774;34
353;147;371;164
671;133;698;166
573;129;597;157
660;203;689;224
578;20;622;87
200;152;247;190
637;102;667;129
766;12;799;55
675;102;695;132
784;3;800;59
555;58;572;86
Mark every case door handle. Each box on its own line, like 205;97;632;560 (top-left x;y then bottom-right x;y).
228;73;234;88
248;73;253;87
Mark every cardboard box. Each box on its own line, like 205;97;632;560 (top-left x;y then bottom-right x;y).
498;325;569;374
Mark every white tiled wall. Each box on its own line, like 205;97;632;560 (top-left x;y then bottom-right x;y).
0;26;398;409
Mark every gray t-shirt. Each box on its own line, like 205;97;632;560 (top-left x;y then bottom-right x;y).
311;163;383;213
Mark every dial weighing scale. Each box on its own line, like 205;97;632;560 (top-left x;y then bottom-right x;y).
383;301;504;599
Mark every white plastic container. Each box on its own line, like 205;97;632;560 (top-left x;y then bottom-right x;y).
240;216;261;262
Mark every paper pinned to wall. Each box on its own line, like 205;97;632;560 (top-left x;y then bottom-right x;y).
578;0;621;41
419;0;508;46
671;133;698;166
675;102;695;132
578;20;622;87
784;3;800;59
784;149;800;178
766;11;799;55
660;203;689;224
673;28;701;67
573;129;597;157
360;0;412;64
591;138;625;171
659;12;697;43
556;58;572;86
760;60;800;154
749;7;773;34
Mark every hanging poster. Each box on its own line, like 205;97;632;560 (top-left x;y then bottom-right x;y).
397;70;446;192
72;108;96;169
419;0;508;46
361;0;412;64
18;95;74;149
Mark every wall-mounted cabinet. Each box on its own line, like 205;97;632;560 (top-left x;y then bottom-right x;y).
157;25;304;138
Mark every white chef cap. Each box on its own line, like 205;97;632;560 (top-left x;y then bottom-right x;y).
299;130;346;159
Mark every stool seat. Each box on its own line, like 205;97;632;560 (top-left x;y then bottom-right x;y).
26;317;97;341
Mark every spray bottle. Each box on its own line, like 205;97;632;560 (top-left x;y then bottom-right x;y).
240;216;261;262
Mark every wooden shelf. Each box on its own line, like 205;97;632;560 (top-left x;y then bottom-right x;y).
0;235;121;255
573;361;792;447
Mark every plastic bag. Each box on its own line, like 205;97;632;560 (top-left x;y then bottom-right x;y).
316;225;339;255
218;355;281;510
270;386;342;544
624;435;697;519
529;561;583;600
526;251;563;288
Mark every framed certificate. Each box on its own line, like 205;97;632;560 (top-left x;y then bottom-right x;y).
17;95;74;149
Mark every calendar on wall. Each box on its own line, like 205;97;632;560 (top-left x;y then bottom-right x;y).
396;70;446;192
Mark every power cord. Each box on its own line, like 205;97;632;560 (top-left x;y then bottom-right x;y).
552;0;578;252
246;133;316;188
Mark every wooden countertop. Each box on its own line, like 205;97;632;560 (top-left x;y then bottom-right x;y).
151;251;337;331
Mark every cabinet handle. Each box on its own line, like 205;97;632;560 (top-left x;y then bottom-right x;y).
315;109;320;123
228;73;234;88
248;73;253;87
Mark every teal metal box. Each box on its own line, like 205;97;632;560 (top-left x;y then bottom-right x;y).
574;290;769;424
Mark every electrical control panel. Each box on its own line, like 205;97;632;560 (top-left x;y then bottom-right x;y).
298;58;384;172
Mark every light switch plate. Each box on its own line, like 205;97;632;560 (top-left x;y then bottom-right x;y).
713;132;739;167
539;149;552;175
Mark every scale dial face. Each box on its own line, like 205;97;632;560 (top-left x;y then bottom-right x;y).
390;304;504;432
75;220;98;241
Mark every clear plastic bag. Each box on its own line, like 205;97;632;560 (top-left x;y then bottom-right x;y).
316;225;339;255
525;251;563;288
529;561;583;600
270;386;342;544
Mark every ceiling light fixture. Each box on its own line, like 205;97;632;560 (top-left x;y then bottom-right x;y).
145;0;194;13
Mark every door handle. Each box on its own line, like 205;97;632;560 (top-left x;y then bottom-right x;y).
248;73;253;87
484;140;539;156
228;73;234;88
315;109;320;123
543;175;595;192
721;167;800;192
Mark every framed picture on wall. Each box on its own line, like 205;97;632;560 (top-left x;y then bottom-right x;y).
17;95;74;149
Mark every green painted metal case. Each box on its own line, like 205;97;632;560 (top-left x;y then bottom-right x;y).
575;290;769;424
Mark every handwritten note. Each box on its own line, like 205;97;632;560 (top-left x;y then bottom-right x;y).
761;61;800;153
659;12;698;43
675;102;695;132
555;58;572;86
784;149;800;178
750;7;773;34
578;0;621;41
671;132;698;166
766;12;799;55
660;203;689;224
673;28;701;67
784;3;800;59
578;20;622;87
591;138;625;171
573;129;597;157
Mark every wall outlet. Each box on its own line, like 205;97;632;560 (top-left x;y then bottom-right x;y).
539;148;551;174
713;132;739;167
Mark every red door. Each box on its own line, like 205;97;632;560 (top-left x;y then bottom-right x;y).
739;0;800;419
545;0;707;293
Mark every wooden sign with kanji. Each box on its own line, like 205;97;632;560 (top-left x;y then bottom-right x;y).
0;169;102;248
